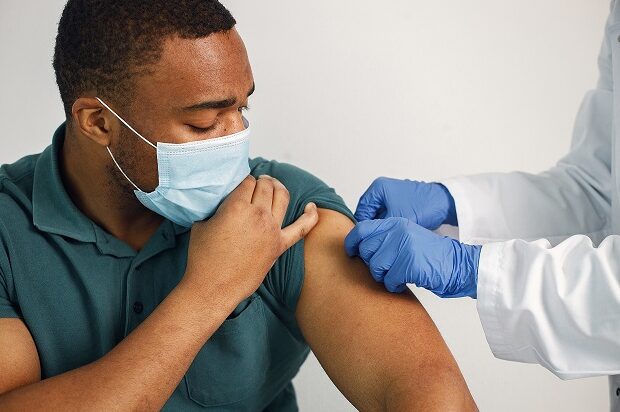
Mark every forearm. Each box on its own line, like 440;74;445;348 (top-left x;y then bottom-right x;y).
0;277;238;411
478;236;620;379
443;161;610;245
382;361;477;412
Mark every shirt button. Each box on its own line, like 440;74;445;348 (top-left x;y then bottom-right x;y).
133;301;144;314
616;387;620;397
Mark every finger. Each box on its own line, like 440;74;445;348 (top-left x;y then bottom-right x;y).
251;175;275;209
384;269;408;293
280;203;319;251
367;253;389;283
344;220;384;257
354;182;385;222
271;178;290;224
223;175;256;204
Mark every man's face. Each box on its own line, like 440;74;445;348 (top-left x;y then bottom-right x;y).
107;28;254;194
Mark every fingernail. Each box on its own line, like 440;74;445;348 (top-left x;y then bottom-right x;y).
258;174;273;180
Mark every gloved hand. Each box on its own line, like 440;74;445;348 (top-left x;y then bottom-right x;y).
354;177;457;230
344;217;481;298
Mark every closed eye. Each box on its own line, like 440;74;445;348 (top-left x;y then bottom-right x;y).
187;124;215;134
187;105;250;134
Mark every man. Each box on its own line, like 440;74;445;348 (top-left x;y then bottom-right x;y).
345;0;620;409
0;1;476;411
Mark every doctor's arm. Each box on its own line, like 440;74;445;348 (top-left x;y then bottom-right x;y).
476;235;620;379
296;209;477;411
442;4;615;246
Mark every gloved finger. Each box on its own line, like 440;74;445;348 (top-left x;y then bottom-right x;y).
385;282;407;293
367;253;390;283
344;220;385;257
383;269;408;293
353;181;386;222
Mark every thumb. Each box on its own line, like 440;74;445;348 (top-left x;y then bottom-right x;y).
344;219;385;257
280;202;319;251
354;186;385;222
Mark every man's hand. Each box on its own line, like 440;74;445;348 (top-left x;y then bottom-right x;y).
354;177;457;229
183;174;319;303
345;217;481;298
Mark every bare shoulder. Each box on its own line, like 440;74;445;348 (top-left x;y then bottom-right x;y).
296;208;474;411
297;208;441;342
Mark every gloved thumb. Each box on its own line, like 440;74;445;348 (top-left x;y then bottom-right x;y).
344;219;385;257
353;186;385;222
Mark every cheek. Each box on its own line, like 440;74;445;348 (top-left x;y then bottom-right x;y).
114;129;160;192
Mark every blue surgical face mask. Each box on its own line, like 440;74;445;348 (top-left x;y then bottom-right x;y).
96;97;251;227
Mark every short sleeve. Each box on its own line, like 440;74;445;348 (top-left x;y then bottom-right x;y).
250;158;355;312
0;223;21;319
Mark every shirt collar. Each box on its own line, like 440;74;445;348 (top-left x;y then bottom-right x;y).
32;123;191;245
32;123;98;242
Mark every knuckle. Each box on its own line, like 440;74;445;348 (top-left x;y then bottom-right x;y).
242;175;256;187
258;179;275;192
373;176;388;187
298;226;307;239
277;185;290;199
394;216;409;228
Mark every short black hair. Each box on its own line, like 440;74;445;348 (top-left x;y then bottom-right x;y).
53;0;236;118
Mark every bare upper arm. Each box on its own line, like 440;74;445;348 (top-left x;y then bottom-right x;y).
0;318;41;395
296;209;475;411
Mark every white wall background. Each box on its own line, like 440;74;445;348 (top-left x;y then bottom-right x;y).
0;1;611;410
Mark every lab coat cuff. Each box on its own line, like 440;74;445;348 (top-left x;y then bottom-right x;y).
476;242;514;356
440;176;475;243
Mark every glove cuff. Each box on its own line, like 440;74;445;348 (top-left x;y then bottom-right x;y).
435;183;458;226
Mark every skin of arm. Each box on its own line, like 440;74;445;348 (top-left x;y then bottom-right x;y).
297;209;477;412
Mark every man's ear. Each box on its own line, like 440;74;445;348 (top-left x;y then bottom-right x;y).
71;97;114;147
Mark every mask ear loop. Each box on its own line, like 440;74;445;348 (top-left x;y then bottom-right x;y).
95;97;157;149
96;97;156;192
106;147;142;191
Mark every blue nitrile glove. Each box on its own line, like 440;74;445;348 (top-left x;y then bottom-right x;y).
354;178;457;229
344;217;481;298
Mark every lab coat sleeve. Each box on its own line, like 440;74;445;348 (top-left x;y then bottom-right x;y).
441;7;614;247
478;236;620;379
440;1;620;379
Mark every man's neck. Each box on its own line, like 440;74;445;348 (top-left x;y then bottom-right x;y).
60;130;163;251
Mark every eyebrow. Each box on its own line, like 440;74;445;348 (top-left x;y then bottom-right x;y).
182;83;255;112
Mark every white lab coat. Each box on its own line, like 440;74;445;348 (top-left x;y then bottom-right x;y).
441;0;620;408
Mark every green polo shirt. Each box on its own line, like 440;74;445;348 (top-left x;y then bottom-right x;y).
0;124;354;411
